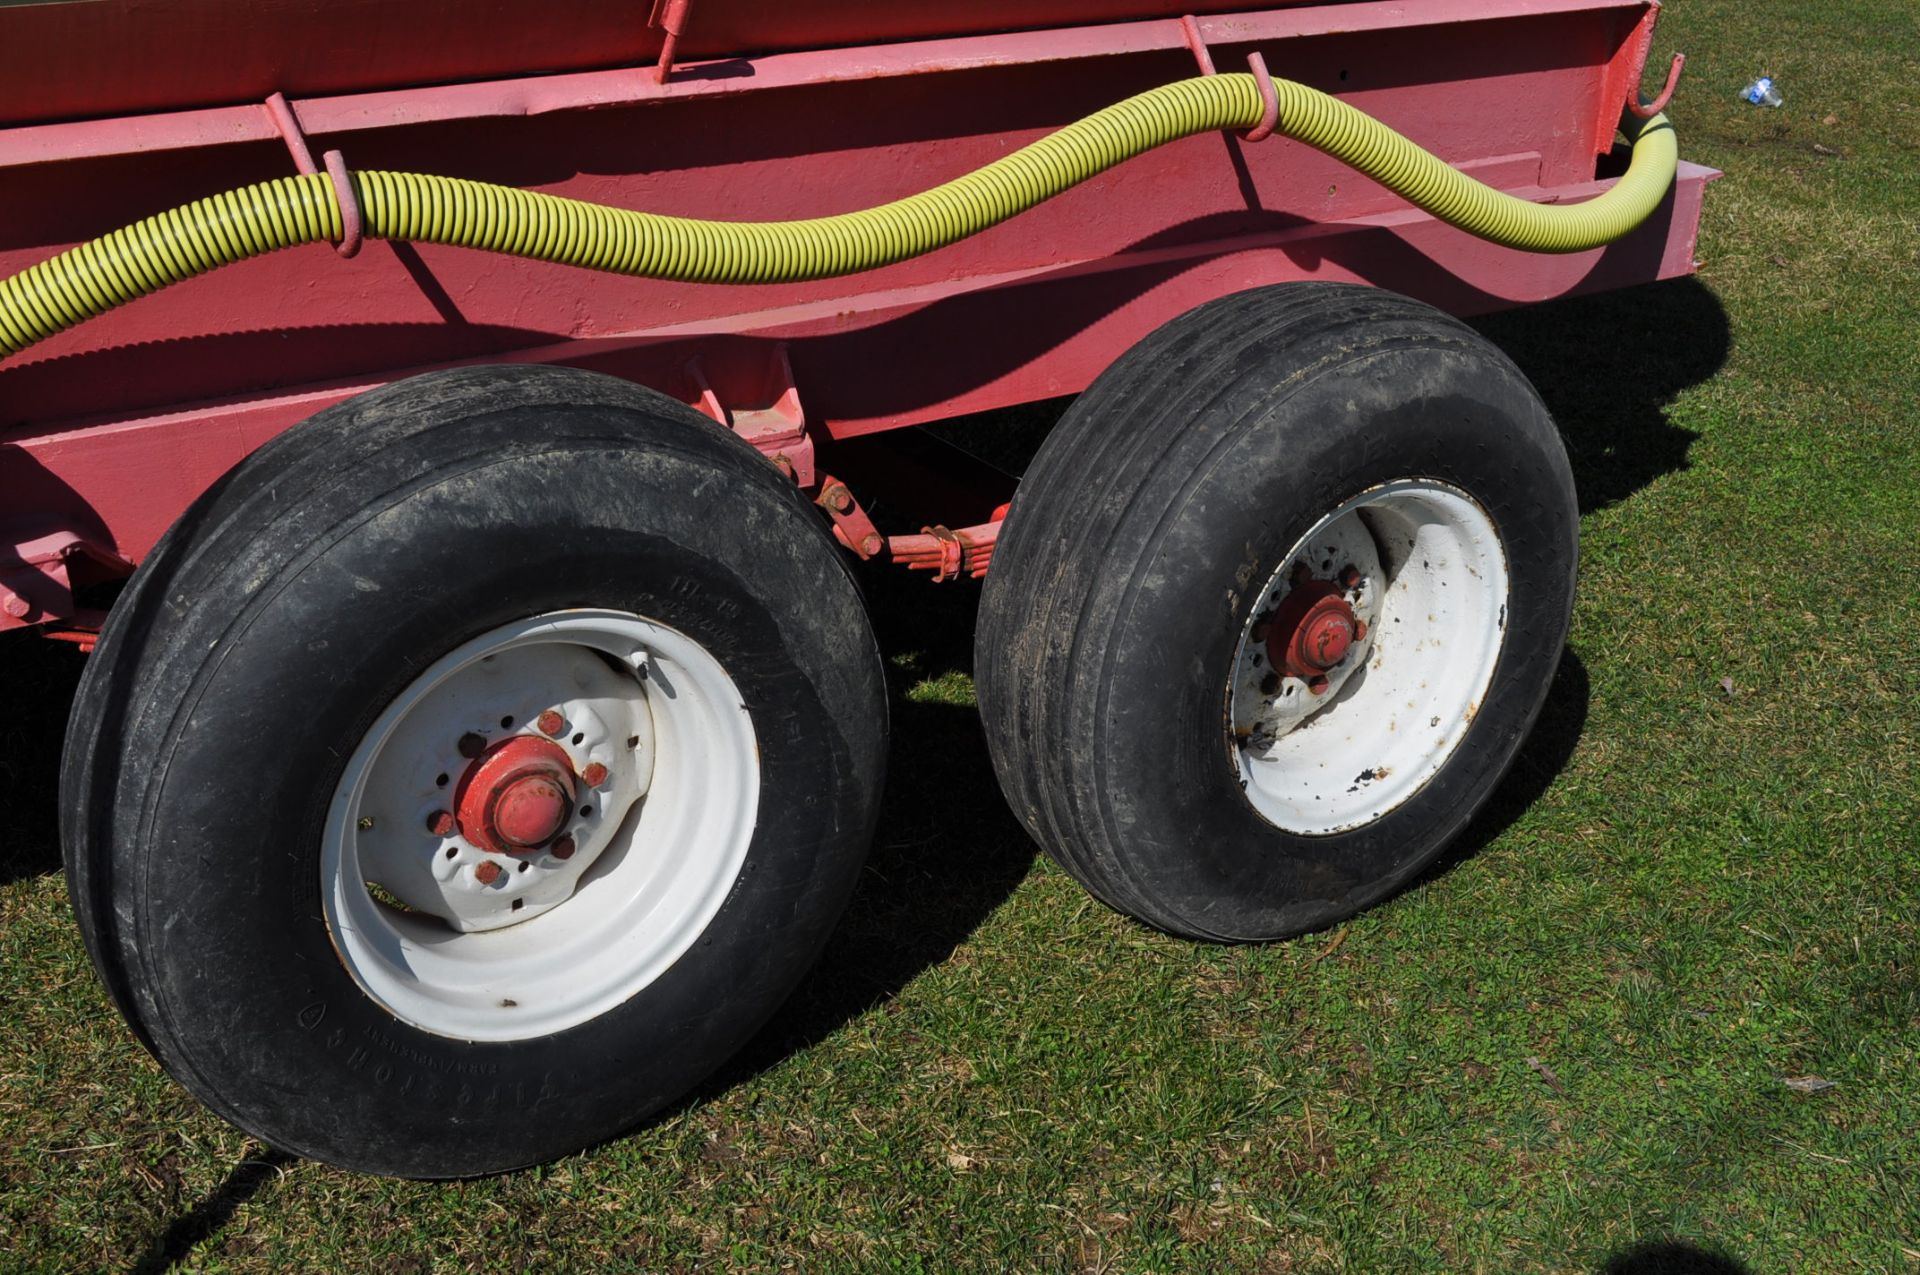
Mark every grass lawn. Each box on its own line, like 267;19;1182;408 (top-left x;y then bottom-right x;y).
2;1;1915;1269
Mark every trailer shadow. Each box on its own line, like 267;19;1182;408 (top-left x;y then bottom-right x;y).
125;1148;295;1275
1600;1239;1752;1274
0;629;86;885
1474;277;1728;515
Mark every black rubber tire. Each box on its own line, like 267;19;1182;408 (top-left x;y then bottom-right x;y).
59;365;887;1177
976;283;1577;942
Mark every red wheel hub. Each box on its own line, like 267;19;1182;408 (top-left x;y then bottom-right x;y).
1265;575;1364;684
454;736;578;856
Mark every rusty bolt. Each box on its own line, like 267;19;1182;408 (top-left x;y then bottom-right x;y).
1355;620;1369;641
474;860;502;886
536;709;566;737
1;592;28;619
457;731;487;759
861;533;884;557
426;809;457;836
1308;675;1331;695
581;761;609;788
1339;565;1361;590
551;836;577;860
824;484;852;513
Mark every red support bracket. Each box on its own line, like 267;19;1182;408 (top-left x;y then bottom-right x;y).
264;91;363;258
647;0;695;85
0;528;131;638
683;346;817;487
1177;16;1279;142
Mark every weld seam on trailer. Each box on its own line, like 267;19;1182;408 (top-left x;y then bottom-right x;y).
0;73;1678;361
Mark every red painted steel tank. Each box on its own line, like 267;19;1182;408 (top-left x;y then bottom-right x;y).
0;0;1326;125
0;0;1712;623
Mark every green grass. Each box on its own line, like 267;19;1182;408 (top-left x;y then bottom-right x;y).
3;2;1918;1269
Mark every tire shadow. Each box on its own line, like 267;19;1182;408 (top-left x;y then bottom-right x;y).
689;559;1038;1089
1408;645;1591;896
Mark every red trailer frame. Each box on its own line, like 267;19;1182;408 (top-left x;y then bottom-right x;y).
0;0;1710;638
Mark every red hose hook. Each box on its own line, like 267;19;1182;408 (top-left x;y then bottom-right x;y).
1629;51;1687;120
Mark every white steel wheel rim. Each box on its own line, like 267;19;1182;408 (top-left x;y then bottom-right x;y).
1228;480;1510;835
322;609;760;1042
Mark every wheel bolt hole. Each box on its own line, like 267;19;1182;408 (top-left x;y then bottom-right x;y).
516;861;529;874
627;735;641;749
572;732;585;746
580;805;593;818
435;772;449;787
511;898;524;911
499;715;515;729
444;847;457;860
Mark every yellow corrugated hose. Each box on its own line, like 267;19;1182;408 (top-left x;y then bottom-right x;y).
0;74;1678;361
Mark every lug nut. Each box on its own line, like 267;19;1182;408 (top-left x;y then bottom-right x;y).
552;836;577;860
1339;565;1361;590
1308;675;1331;695
580;762;609;788
457;732;487;759
474;860;502;886
536;709;566;737
824;484;852;513
1355;620;1369;641
426;809;456;836
861;533;884;556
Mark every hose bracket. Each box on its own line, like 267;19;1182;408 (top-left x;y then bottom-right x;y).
264;91;364;259
1178;16;1279;142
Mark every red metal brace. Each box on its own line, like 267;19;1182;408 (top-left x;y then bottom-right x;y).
1178;16;1279;142
264;91;363;258
815;477;885;561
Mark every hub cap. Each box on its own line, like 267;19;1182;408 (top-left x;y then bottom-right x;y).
1228;480;1510;835
323;610;759;1041
455;736;578;854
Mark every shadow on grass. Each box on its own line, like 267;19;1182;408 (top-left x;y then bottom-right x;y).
127;1148;295;1275
0;630;87;886
1474;276;1730;515
1600;1239;1752;1274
